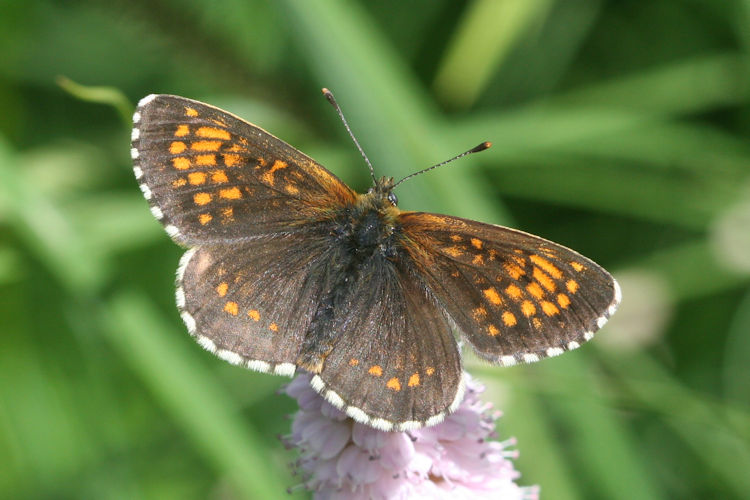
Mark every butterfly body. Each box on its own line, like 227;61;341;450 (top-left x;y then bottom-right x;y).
132;94;620;432
289;176;401;372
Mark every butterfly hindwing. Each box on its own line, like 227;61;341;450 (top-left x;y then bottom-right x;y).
177;228;337;375
311;252;464;431
132;94;356;246
398;212;621;366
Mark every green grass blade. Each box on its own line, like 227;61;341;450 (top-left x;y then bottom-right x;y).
103;292;289;500
433;0;554;109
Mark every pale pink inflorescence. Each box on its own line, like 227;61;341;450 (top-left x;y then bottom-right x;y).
283;373;539;499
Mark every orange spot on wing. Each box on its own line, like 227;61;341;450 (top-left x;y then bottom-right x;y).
188;172;207;185
521;300;536;317
191;140;222;151
471;238;483;249
533;267;556;292
408;373;420;387
349;358;359;366
386;377;401;391
502;311;517;327
174;124;189;137
285;184;300;195
483;287;503;306
172;178;187;187
488;324;500;336
557;293;571;308
196;154;216;166
227;143;248;153
473;306;487;319
444;246;463;257
270;159;288;172
526;282;544;300
511;255;526;268
450;234;462;242
173;157;191;170
211;170;228;183
223;154;242;167
533;317;542;329
185;107;198;117
219;187;241;200
504;284;523;300
170;141;187;154
566;279;579;293
196;126;230;140
248;309;260;321
425;367;435;376
216;282;228;297
571;262;585;272
472;254;485;266
198;213;212;225
541;301;560;316
269;322;279;332
368;365;383;377
193;192;211;205
504;262;525;279
530;255;563;279
222;207;234;220
261;160;288;185
223;301;238;315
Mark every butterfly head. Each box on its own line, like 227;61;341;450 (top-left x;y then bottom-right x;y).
355;176;400;227
368;176;398;207
321;88;489;211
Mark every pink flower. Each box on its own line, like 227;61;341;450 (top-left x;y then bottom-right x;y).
283;373;539;499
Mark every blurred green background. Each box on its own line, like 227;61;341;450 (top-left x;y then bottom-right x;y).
1;1;749;498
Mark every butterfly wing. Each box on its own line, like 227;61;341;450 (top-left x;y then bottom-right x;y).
398;212;621;365
310;251;464;432
133;94;358;375
132;94;356;246
177;230;340;376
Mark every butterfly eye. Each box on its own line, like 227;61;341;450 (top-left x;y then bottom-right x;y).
388;192;398;206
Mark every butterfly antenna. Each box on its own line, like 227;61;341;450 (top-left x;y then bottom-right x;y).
392;141;492;188
322;88;377;184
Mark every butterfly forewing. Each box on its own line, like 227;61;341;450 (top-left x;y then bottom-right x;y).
398;212;620;365
132;94;356;246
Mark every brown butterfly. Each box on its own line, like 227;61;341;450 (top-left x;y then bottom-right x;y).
131;91;620;432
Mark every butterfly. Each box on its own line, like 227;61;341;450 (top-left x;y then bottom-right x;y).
131;92;620;432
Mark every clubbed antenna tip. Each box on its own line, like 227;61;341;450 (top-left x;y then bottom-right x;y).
393;141;492;188
472;141;492;153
